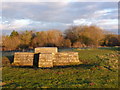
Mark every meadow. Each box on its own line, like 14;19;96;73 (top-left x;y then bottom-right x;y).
1;47;119;88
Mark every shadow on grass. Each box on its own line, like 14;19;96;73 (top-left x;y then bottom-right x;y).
11;63;97;70
12;65;34;69
6;55;14;64
98;47;120;51
52;64;98;69
2;82;20;88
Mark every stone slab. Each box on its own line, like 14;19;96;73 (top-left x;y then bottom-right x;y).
38;53;54;67
53;52;80;66
35;47;58;53
13;52;34;66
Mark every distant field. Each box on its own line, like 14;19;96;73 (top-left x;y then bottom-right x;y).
2;47;119;88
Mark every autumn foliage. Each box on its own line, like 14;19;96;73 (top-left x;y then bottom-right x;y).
2;25;120;51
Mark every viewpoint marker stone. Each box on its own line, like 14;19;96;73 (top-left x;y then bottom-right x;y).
13;47;81;67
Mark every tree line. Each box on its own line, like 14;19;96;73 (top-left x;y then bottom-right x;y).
2;25;120;51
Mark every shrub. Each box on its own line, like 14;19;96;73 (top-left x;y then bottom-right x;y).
73;41;86;48
2;56;11;67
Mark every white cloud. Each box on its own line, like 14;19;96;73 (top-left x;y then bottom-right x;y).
11;19;30;27
1;18;118;33
1;2;118;34
1;19;31;30
73;19;92;26
93;9;117;18
96;19;118;30
1;18;69;31
72;18;118;31
97;19;118;25
2;0;119;2
65;23;72;26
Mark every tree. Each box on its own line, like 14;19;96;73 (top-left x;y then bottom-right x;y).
46;30;64;47
73;41;83;48
63;39;71;47
101;34;120;46
2;36;21;50
64;26;84;44
33;31;48;47
31;30;64;48
10;30;19;37
64;25;104;47
19;30;34;50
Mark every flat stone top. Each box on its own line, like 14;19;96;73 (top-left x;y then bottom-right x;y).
35;47;58;53
35;47;57;48
58;52;78;53
15;52;34;54
39;53;55;54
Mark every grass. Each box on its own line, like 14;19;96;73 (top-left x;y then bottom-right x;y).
2;47;119;88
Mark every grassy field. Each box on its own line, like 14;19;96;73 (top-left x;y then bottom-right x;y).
2;47;119;88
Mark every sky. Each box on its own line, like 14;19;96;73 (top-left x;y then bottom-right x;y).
1;1;119;35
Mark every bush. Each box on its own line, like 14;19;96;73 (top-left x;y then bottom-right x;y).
73;41;86;48
2;56;11;67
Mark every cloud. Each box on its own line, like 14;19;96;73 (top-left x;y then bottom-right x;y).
2;2;73;23
94;9;117;14
97;19;117;25
1;18;69;32
2;2;117;22
1;19;31;30
10;19;30;28
93;8;118;18
72;18;118;30
2;0;119;2
73;19;92;26
1;2;118;34
96;19;118;31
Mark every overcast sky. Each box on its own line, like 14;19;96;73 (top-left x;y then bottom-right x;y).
1;2;118;35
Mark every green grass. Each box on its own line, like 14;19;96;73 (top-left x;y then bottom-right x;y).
74;48;118;64
2;47;119;88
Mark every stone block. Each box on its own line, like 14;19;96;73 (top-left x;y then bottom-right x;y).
38;53;54;67
53;52;80;66
13;47;81;68
13;52;34;66
35;47;58;53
